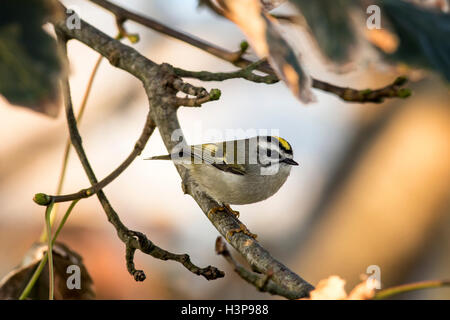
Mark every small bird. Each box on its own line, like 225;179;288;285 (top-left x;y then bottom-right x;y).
145;135;298;238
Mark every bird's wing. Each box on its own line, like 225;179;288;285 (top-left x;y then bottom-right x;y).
192;143;247;176
145;143;247;175
144;155;171;160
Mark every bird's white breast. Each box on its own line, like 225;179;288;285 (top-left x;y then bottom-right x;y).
188;163;292;205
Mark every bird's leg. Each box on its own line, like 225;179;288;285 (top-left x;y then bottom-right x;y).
226;224;257;241
208;204;255;239
208;203;239;219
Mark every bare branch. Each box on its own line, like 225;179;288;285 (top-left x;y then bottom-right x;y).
171;77;222;107
375;279;450;299
313;76;411;103
88;0;240;62
54;24;224;282
55;10;314;298
215;237;302;299
172;79;208;97
174;59;279;84
34;112;155;206
176;88;222;107
87;0;410;103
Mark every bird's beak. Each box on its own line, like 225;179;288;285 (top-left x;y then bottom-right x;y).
282;158;299;166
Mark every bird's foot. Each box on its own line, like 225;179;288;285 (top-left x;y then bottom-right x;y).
207;206;226;219
226;223;257;241
224;204;240;218
208;204;240;219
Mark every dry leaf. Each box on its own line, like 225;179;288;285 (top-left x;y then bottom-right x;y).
306;275;348;300
0;242;95;300
365;29;399;54
260;0;287;11
347;278;378;300
0;0;64;117
218;0;315;103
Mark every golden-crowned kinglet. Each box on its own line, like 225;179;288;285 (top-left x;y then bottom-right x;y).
146;136;298;209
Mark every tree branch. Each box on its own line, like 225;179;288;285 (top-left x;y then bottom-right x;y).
216;237;301;299
54;25;224;282
145;63;314;298
176;88;222;107
312;76;411;103
88;0;242;63
34;112;155;205
171;78;222;107
174;59;279;84
87;0;410;103
55;10;314;298
375;279;450;300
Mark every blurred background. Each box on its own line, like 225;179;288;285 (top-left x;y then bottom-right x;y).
0;0;449;299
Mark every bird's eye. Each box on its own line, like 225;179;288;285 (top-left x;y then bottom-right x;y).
266;148;272;157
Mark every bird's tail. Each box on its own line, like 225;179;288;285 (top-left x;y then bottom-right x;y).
144;155;172;160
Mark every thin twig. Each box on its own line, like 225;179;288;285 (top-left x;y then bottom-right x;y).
45;202;55;300
33;112;155;206
39;55;103;240
87;0;410;103
174;59;279;84
176;88;222;107
172;79;209;97
115;16;139;44
19;200;80;300
215;237;299;298
313;76;411;103
55;9;313;298
88;0;242;63
375;279;450;299
171;75;222;107
55;24;224;282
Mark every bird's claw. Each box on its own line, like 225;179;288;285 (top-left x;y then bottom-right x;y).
208;204;240;219
226;223;257;241
224;204;240;218
208;206;225;219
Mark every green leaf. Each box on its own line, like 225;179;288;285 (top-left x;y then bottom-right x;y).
0;0;63;116
289;0;357;63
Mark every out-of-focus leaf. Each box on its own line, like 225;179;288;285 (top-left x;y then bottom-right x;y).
347;278;378;300
0;242;95;300
300;275;377;300
289;0;357;63
198;0;287;14
381;0;450;81
365;28;399;54
306;275;347;300
0;0;63;117
407;0;449;12
197;0;225;17
260;0;287;11
218;0;315;103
